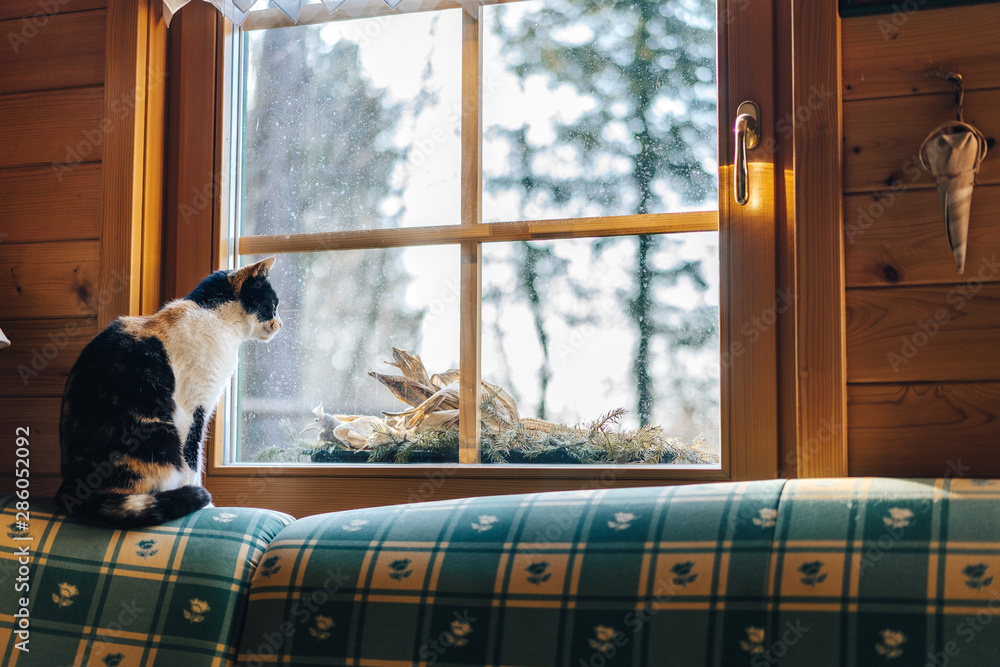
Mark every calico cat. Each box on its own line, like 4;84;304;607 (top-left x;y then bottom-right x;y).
58;257;281;528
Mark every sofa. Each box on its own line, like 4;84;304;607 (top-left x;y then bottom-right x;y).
2;477;999;666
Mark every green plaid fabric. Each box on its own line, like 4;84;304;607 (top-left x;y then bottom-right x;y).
765;477;1000;667
237;481;786;666
0;493;292;667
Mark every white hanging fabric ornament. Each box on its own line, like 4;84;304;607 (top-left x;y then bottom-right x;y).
918;73;988;274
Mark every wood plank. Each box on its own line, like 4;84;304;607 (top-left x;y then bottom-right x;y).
718;0;780;479
0;87;104;170
0;9;106;95
846;283;1000;383
458;8;482;464
0;0;105;21
845;185;1000;287
140;0;167;315
0;163;102;243
0;318;98;397
163;1;218;301
204;471;727;517
0;475;60;498
0;241;100;320
100;0;165;326
842;5;1000;102
0;399;63;476
843;88;1000;194
848;382;1000;477
237;212;720;255
789;0;847;478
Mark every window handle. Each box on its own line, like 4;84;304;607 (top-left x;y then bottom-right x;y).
734;101;760;206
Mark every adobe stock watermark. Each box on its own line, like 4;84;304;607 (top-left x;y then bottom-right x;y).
240;568;350;667
17;269;129;386
877;0;932;40
6;0;74;53
719;288;796;373
51;70;168;182
888;254;1000;373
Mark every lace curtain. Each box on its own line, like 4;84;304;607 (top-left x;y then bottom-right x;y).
163;0;351;27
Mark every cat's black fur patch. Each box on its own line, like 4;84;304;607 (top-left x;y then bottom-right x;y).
60;322;179;474
183;406;206;470
186;270;237;309
239;274;279;323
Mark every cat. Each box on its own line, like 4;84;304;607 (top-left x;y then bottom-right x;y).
57;257;281;528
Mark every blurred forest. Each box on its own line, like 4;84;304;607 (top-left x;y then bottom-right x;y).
236;0;720;462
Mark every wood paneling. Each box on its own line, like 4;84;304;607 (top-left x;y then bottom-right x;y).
0;241;100;320
0;0;105;21
843;88;1000;194
205;474;711;518
788;0;847;477
846;283;1000;383
848;382;1000;477
845;185;1000;288
163;1;219;302
0;87;104;169
842;5;1000;478
0;9;106;95
0;399;63;475
0;318;98;397
0;476;60;498
842;5;1000;101
0;163;102;243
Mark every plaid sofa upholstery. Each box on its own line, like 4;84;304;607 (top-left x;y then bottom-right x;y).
6;478;1000;666
236;481;786;666
0;493;292;667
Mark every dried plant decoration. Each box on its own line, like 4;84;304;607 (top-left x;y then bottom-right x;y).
265;347;717;466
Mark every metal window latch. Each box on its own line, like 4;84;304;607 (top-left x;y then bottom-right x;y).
734;101;760;206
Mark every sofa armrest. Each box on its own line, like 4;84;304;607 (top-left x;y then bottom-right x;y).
0;493;292;667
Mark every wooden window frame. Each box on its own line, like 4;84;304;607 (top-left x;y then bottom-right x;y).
162;0;847;517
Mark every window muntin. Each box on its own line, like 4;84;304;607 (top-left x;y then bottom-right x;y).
227;0;720;468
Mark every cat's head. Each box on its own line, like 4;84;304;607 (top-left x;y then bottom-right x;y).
186;257;282;341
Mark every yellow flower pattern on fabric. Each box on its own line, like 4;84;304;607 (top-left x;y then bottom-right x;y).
876;628;906;659
471;515;498;532
883;508;914;530
740;626;765;654
445;619;472;647
52;582;79;608
184;598;211;623
607;513;635;531
753;509;777;528
309;614;334;640
588;625;617;653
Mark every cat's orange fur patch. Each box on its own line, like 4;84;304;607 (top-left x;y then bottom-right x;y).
229;257;275;293
117;456;183;494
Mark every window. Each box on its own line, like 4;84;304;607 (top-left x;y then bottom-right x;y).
222;0;726;471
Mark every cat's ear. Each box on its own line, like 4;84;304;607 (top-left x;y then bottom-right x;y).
247;256;275;276
230;257;275;290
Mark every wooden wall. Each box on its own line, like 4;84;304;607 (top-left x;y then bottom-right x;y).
0;0;165;498
842;4;1000;476
0;0;108;495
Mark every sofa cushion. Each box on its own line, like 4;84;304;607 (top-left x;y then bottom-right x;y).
0;493;292;667
765;477;1000;666
238;480;785;666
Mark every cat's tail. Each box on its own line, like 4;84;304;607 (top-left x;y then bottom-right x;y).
58;485;212;529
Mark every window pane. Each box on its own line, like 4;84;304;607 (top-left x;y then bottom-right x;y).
240;10;462;236
481;233;720;463
482;0;717;223
236;247;460;463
